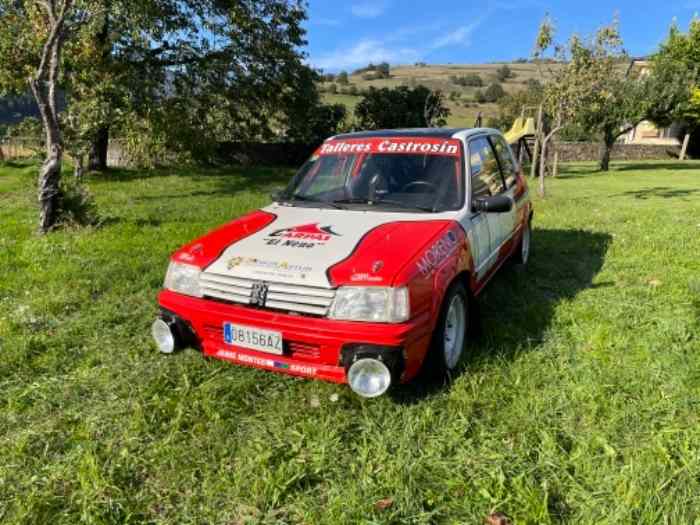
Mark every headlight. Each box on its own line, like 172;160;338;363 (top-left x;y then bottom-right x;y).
163;262;203;298
329;286;410;323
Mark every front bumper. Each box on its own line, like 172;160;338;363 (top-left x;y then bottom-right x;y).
157;290;432;384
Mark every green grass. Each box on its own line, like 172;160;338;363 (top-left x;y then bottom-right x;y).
1;159;700;524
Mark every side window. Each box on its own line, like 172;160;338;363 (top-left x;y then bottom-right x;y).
469;137;506;200
490;135;517;188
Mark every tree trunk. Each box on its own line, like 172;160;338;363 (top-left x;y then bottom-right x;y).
89;126;109;170
29;0;73;233
599;142;612;172
539;134;550;197
38;144;63;232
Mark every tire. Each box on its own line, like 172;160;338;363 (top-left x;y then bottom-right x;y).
426;281;469;377
514;220;531;265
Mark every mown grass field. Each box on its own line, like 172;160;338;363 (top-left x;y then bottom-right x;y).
1;159;700;524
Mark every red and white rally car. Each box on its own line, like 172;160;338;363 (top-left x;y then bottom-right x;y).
153;128;532;397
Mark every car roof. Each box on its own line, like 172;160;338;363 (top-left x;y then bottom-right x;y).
330;127;500;141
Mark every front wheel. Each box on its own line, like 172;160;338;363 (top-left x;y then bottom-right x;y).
427;282;469;377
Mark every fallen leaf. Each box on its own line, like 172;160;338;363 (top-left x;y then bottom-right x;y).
309;396;320;408
485;512;511;525
329;393;339;403
648;279;662;288
374;498;394;511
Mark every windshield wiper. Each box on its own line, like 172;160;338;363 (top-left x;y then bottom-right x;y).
278;193;342;209
375;198;437;212
332;197;372;205
332;197;437;213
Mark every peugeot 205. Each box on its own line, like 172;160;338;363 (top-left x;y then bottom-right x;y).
152;128;532;397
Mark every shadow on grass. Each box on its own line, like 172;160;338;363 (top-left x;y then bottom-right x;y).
612;161;700;172
90;165;293;198
608;186;700;200
390;228;612;405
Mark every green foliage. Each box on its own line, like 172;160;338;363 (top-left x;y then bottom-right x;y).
279;67;348;145
54;176;100;228
483;82;506;103
354;62;391;79
487;81;544;131
337;71;349;85
450;73;483;87
651;19;700;130
355;86;450;129
0;0;326;163
2;160;700;522
533;16;658;169
496;64;515;82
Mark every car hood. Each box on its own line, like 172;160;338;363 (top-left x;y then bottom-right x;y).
201;204;456;288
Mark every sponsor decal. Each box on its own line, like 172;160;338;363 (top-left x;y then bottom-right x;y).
226;256;313;275
417;230;460;277
216;349;317;376
351;273;384;283
264;223;341;249
319;138;461;157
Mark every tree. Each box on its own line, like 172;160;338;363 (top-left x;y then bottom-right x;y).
355;86;450;130
0;0;322;230
450;73;483;87
534;16;650;172
483;82;506;103
496;64;514;82
0;0;91;232
424;90;449;128
337;71;349;85
651;19;700;158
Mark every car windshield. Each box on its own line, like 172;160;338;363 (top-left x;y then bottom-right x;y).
281;137;464;212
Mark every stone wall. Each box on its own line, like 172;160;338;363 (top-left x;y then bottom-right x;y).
555;142;681;163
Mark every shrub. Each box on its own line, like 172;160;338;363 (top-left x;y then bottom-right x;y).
496;65;514;82
483;82;506;102
451;73;483;87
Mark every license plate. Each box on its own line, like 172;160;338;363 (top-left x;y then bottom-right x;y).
223;323;283;355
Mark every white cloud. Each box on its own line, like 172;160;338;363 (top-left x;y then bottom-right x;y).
313;38;420;71
430;18;486;50
351;1;388;18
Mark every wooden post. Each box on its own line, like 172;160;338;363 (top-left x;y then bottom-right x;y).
530;104;543;179
553;145;559;178
679;133;690;161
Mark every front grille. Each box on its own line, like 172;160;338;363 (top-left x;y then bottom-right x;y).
287;341;321;360
199;272;336;316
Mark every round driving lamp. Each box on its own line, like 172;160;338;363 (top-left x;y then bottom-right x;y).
152;319;175;354
347;358;392;398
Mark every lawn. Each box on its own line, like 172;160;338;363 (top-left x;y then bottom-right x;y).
1;159;700;524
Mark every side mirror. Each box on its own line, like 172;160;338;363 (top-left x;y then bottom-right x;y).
473;194;513;213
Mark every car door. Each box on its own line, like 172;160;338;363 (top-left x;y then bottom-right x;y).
464;135;505;279
489;134;519;249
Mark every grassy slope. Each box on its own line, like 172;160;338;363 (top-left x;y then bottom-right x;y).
1;160;700;524
322;63;543;128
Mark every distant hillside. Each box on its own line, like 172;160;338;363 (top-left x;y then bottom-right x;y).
0;93;41;127
321;62;549;129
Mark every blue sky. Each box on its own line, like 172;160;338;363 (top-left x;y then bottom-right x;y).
304;0;700;72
